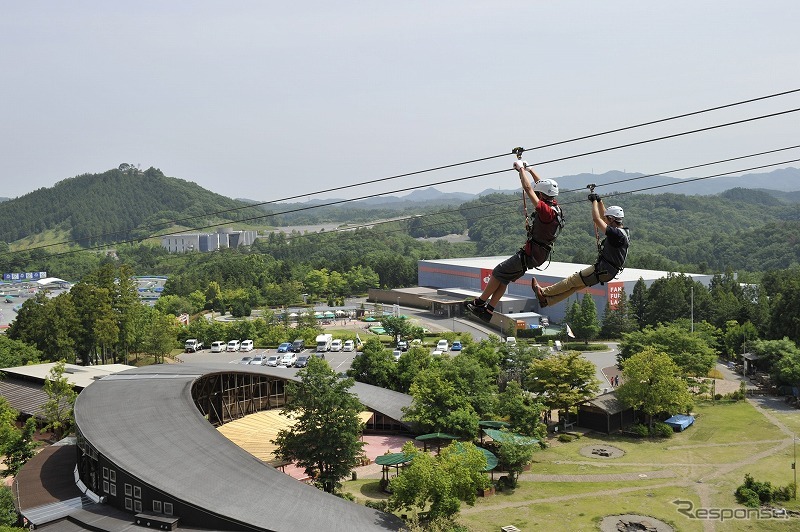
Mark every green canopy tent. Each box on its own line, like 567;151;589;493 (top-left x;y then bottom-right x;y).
482;428;540;446
414;432;459;453
479;420;511;443
452;442;498;472
375;452;415;483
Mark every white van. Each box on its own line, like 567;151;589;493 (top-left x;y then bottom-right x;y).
226;340;241;352
330;339;343;352
342;340;355;352
210;341;225;353
240;340;254;352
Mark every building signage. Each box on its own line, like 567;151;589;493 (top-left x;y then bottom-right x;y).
607;281;624;310
3;271;47;282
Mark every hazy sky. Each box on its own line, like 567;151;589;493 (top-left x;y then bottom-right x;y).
3;1;799;203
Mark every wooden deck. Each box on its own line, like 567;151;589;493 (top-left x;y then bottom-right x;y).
216;409;299;461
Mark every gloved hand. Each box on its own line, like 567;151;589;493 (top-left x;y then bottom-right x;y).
513;160;528;171
588;193;600;202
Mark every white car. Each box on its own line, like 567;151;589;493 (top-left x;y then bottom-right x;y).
210;341;225;353
265;354;281;367
506;337;517;348
330;339;343;352
240;340;254;352
342;340;355;352
249;354;265;365
392;350;402;362
226;340;241;352
436;339;449;352
280;353;297;366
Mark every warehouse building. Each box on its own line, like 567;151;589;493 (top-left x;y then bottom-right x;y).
418;257;715;323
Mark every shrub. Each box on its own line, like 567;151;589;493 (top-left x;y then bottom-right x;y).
557;434;574;443
652;422;674;438
630;424;649;437
735;486;760;508
365;499;388;511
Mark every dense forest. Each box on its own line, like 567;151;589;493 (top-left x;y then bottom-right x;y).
0;166;269;246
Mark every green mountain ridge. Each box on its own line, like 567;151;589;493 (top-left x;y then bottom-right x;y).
0;167;270;246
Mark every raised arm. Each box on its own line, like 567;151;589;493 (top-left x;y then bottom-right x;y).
514;160;540;206
592;197;608;232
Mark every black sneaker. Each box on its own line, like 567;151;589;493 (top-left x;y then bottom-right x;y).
466;302;493;323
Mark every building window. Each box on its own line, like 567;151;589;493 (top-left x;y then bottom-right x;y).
102;467;108;479
125;498;132;511
134;486;141;499
103;481;109;493
125;484;132;496
109;470;116;482
153;501;162;513
163;503;173;516
110;484;117;496
134;500;142;513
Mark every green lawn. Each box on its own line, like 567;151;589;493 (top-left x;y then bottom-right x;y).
341;400;800;531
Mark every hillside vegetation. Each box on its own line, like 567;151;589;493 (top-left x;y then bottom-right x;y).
0;167;270;246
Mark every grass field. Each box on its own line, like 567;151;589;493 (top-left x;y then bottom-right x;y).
343;398;800;531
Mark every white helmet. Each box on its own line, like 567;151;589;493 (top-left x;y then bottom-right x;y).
533;179;559;197
604;205;624;220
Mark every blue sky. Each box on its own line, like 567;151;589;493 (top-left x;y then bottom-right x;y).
2;1;799;202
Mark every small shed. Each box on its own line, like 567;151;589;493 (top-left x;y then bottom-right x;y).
577;391;635;434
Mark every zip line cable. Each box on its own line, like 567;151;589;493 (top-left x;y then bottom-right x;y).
11;106;800;256
558;143;800;195
21;88;800;250
276;156;800;245
39;153;800;258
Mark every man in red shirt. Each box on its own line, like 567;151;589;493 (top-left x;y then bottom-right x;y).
466;160;563;323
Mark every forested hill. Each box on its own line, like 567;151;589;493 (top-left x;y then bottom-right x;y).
0;167;270;246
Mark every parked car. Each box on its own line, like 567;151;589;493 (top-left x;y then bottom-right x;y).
227;340;241;352
451;341;462;351
281;353;297;366
342;340;355;352
330;339;343;352
184;339;203;352
240;340;254;352
294;355;310;368
277;342;292;353
397;340;408;352
436;339;449;352
238;356;252;365
210;341;225;353
291;339;305;353
249;354;264;365
432;350;443;356
506;337;517;348
392;350;402;362
265;354;281;367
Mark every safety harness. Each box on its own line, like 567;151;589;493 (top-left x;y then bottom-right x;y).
513;147;565;270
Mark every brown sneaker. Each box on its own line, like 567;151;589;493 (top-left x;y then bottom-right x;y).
531;278;548;308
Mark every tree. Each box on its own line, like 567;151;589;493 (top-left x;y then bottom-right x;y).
380;315;413;343
723;320;759;358
526;351;600;428
567;294;600;344
41;360;77;440
495;435;538;488
0;487;18;527
395;346;433;393
403;367;480;439
346;338;397;389
272;358;365;493
0;336;41;368
617;323;717;377
388;440;490;520
496;381;546;438
601;287;638;338
629;278;648;328
2;417;38;477
616;347;693;428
